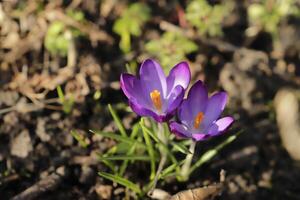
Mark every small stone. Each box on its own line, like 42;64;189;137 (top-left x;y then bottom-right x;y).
95;184;112;200
36;118;50;142
11;130;33;158
79;165;94;184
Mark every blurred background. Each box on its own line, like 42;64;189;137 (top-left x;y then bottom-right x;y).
0;0;300;199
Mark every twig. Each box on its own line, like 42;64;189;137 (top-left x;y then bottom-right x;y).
11;166;67;200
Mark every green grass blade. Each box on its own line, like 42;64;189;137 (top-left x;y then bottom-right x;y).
90;130;145;148
57;86;65;102
119;143;138;176
108;104;127;137
70;130;88;148
130;124;140;139
171;141;192;155
160;163;179;179
100;159;117;174
99;154;150;161
119;125;140;176
98;172;142;194
140;119;156;180
140;121;178;165
139;122;159;143
189;131;242;174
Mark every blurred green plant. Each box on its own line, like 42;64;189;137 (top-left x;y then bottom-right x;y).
113;3;151;53
92;104;240;198
247;0;300;41
186;0;233;37
44;9;85;56
57;86;74;114
70;130;89;148
145;32;198;72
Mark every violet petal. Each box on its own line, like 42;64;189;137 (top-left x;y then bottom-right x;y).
206;116;234;136
166;85;184;115
191;133;210;141
167;61;191;93
120;73;151;109
169;122;192;138
139;59;167;98
202;92;227;129
178;80;208;126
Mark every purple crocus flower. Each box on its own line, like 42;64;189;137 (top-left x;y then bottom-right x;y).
120;59;191;122
169;80;234;141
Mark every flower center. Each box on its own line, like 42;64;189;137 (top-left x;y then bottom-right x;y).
194;112;204;129
150;90;162;111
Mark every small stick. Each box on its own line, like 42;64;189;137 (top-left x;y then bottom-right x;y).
11;166;66;200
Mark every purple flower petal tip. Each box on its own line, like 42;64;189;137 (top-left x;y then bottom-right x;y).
169;81;233;142
120;59;191;122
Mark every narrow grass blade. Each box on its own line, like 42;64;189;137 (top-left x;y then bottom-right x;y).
140;119;156;180
160;162;180;179
130;123;140;139
139;122;159;143
140;121;178;165
90;130;145;148
108;104;127;137
119;143;137;176
171;141;192;155
57;86;65;103
70;130;88;148
119;124;141;175
98;172;142;194
99;156;117;174
189;131;242;174
98;155;150;161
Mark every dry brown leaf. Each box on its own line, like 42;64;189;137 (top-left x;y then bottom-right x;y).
168;170;225;200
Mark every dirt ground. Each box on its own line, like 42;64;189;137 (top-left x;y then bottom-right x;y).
0;0;300;199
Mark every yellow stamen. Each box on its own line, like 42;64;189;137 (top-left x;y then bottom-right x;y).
150;90;162;111
194;112;204;129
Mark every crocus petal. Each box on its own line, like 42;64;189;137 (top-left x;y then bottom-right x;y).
120;73;152;109
166;85;184;115
178;80;208;126
202;92;227;129
169;122;192;138
206;116;234;136
167;61;191;93
139;59;167;98
129;101;169;122
192;133;210;141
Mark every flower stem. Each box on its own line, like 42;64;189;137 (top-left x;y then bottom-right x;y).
180;141;196;181
148;123;168;196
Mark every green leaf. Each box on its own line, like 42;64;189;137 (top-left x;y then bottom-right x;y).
90;130;145;148
171;141;192;155
98;154;150;161
56;86;74;114
118;124;141;176
57;86;65;103
100;159;117;174
160;161;183;179
113;3;150;53
98;172;142;194
108;104;127;137
140;119;156;180
189;130;243;174
70;130;88;148
140;120;178;166
145;32;197;71
139;122;159;143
